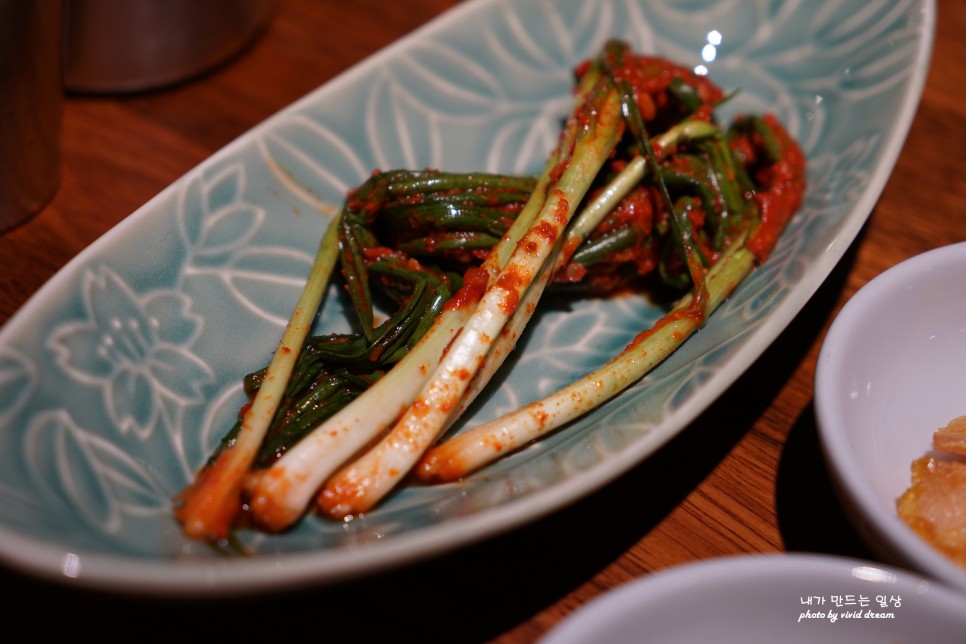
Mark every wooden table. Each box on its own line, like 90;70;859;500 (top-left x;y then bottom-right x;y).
1;0;963;640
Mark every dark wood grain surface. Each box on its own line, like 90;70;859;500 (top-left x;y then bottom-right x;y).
1;1;964;640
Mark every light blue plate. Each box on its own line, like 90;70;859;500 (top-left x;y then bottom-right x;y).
0;0;934;594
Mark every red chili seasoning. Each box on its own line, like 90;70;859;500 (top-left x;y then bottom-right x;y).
746;115;806;262
495;265;528;315
444;266;489;312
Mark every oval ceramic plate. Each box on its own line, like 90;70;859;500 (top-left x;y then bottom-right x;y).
0;0;935;594
540;554;966;644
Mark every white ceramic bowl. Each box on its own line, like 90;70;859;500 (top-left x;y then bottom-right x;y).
540;554;966;644
815;241;966;595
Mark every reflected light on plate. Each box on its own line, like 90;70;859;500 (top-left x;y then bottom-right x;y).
851;565;898;584
694;30;723;75
701;43;717;62
61;552;81;578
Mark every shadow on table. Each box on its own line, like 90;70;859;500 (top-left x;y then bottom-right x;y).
776;404;877;561
772;233;877;562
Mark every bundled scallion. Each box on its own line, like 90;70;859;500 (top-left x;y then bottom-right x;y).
174;40;806;541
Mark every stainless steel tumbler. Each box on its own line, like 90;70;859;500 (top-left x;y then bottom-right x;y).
0;1;63;233
63;0;273;93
